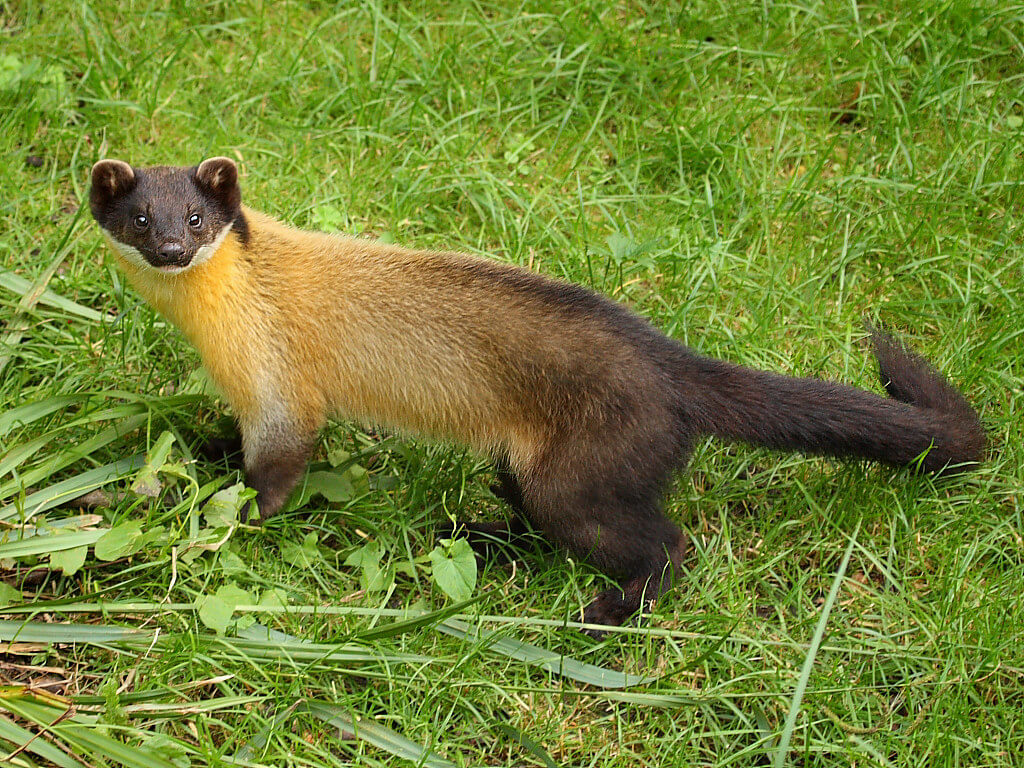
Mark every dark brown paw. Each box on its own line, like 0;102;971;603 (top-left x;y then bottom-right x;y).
581;589;645;637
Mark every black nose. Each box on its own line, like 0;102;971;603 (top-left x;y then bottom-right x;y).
154;242;191;268
158;242;185;261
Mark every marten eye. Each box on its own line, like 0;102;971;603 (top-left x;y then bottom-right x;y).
133;214;148;230
188;213;202;228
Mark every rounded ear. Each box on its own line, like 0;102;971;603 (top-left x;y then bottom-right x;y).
195;157;241;207
90;160;136;204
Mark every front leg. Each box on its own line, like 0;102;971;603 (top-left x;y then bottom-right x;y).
241;411;319;522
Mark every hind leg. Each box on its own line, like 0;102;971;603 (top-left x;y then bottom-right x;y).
200;434;244;468
517;461;689;632
490;466;526;514
577;514;689;633
581;528;690;633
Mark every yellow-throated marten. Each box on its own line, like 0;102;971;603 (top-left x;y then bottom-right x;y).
89;157;985;629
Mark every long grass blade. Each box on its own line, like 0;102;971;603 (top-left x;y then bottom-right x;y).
0;620;150;644
0;269;109;324
0;412;150;498
437;617;656;689
0;707;84;768
303;699;460;768
0;692;185;768
0;620;436;667
0;204;85;378
0;395;86;441
0;453;146;524
0;529;105;560
772;522;860;767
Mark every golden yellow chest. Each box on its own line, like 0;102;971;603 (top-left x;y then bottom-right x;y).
115;240;265;417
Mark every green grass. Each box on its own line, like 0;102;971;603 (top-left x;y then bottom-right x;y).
1;0;1022;765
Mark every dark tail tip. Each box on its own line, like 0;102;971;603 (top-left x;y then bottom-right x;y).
871;328;985;472
871;330;954;410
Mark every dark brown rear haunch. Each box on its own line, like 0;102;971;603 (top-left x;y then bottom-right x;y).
479;308;983;631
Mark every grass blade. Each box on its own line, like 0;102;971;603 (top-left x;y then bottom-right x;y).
0;706;85;768
0;620;151;644
303;699;460;768
0;528;105;560
494;722;563;768
0;691;185;768
0;268;109;324
233;624;433;666
0;453;146;524
772;522;861;767
0;395;86;441
438;617;656;689
0;205;85;378
0;412;150;498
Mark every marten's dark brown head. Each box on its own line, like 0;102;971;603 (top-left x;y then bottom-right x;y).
90;157;247;273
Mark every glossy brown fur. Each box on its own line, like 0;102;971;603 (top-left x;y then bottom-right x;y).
90;158;985;630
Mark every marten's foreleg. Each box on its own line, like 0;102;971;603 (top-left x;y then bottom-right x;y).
241;409;319;521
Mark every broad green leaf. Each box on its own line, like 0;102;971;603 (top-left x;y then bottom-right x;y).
327;448;352;467
326;449;370;493
197;595;233;635
304;469;355;502
197;584;252;635
201;483;251;528
344;540;391;592
0;53;22;88
131;430;176;497
0;582;22;608
343;540;382;570
282;531;321;569
428;538;477;602
312;204;346;232
50;544;88;576
344;463;370;498
258;588;288;609
94;521;144;561
217;583;252;607
138;524;166;550
217;547;248;576
140;733;192;768
605;232;657;270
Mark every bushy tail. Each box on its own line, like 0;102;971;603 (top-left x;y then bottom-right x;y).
681;331;984;474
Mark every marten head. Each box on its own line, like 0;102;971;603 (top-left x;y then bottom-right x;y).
90;157;248;274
